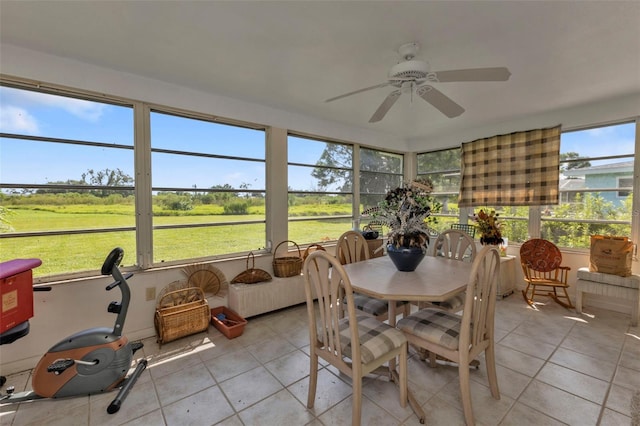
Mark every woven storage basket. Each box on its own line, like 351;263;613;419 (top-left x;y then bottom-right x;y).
272;240;303;277
231;252;272;284
155;286;210;347
303;243;326;261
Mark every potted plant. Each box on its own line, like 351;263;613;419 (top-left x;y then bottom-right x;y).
472;209;504;246
364;178;441;271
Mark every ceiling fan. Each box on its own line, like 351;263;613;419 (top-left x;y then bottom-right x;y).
325;42;511;123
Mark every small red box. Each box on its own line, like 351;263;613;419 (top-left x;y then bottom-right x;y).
1;260;40;333
211;306;247;339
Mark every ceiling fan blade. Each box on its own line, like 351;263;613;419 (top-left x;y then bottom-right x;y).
369;90;401;123
325;82;391;103
417;85;464;118
433;67;511;82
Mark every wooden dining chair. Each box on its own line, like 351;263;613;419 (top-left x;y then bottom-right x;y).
397;246;501;426
425;229;478;312
303;250;408;426
520;238;574;309
336;230;410;321
450;223;477;238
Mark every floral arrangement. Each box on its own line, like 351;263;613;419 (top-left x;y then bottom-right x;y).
473;209;504;245
364;178;441;250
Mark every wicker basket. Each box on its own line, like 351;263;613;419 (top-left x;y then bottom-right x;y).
272;240;303;277
155;287;210;347
231;252;272;284
303;243;326;261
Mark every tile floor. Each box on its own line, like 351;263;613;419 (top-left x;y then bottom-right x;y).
1;295;638;425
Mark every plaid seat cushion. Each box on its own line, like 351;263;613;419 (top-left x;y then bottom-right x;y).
339;315;407;364
430;292;466;311
397;308;462;350
352;293;408;316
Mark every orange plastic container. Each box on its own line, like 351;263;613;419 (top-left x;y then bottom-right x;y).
210;306;247;339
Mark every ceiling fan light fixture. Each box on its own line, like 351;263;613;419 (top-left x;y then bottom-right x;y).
388;60;430;81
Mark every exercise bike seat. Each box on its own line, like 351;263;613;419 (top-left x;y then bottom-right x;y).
0;321;30;345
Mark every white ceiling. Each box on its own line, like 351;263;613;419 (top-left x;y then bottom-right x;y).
1;1;639;152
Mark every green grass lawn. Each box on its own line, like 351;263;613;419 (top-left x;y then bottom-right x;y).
1;205;354;277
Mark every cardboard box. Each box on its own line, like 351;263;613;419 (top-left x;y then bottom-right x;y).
211;306;247;339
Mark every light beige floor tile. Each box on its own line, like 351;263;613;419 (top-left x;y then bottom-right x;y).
494;344;545;377
498;332;557;360
214;414;244;426
535;362;609;404
163;385;234;426
407;395;466;426
218;365;283;411
519;380;600;425
470;363;532;400
318;394;398;426
360;375;415;421
288;368;352;416
263;349;310;387
613;364;640;390
599;407;631;426
436;379;514;425
499;401;567;425
11;396;88;426
548;347;616;381
560;333;623;363
152;361;215;406
511;318;572;346
203;348;260;382
89;379;160;425
120;408;165;425
238;388;315;425
605;383;635;416
244;334;297;364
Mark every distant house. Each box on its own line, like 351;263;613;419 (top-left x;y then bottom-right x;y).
562;161;634;205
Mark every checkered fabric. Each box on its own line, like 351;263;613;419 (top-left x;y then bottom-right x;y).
339;315;407;364
397;308;462;350
352;294;408;316
458;125;560;207
430;293;465;312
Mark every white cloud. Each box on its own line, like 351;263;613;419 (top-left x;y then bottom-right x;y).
2;87;106;122
0;105;39;134
18;90;106;121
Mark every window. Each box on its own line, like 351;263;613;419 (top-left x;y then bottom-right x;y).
547;121;635;248
150;110;267;263
0;84;135;277
287;135;353;244
417;120;637;249
359;147;403;212
416;148;463;232
618;177;633;198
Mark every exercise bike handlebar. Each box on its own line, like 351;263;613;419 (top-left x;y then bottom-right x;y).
101;248;132;337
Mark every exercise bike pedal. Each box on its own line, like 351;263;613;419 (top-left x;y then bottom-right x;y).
131;341;144;354
47;359;75;374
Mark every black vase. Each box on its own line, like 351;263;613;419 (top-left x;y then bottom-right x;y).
386;244;426;272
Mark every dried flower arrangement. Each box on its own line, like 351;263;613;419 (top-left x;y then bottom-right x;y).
363;178;441;250
473;209;504;245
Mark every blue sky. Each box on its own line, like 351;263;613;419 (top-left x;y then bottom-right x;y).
0;86;635;191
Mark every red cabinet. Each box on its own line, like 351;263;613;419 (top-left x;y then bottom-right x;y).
1;259;42;333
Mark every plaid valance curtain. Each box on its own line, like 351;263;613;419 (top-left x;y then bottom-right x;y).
458;125;561;207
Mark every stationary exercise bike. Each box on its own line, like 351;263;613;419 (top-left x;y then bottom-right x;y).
0;247;147;414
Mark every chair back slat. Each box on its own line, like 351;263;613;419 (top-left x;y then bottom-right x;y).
461;246;500;349
336;230;370;264
433;229;477;263
450;223;476;238
303;250;361;364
